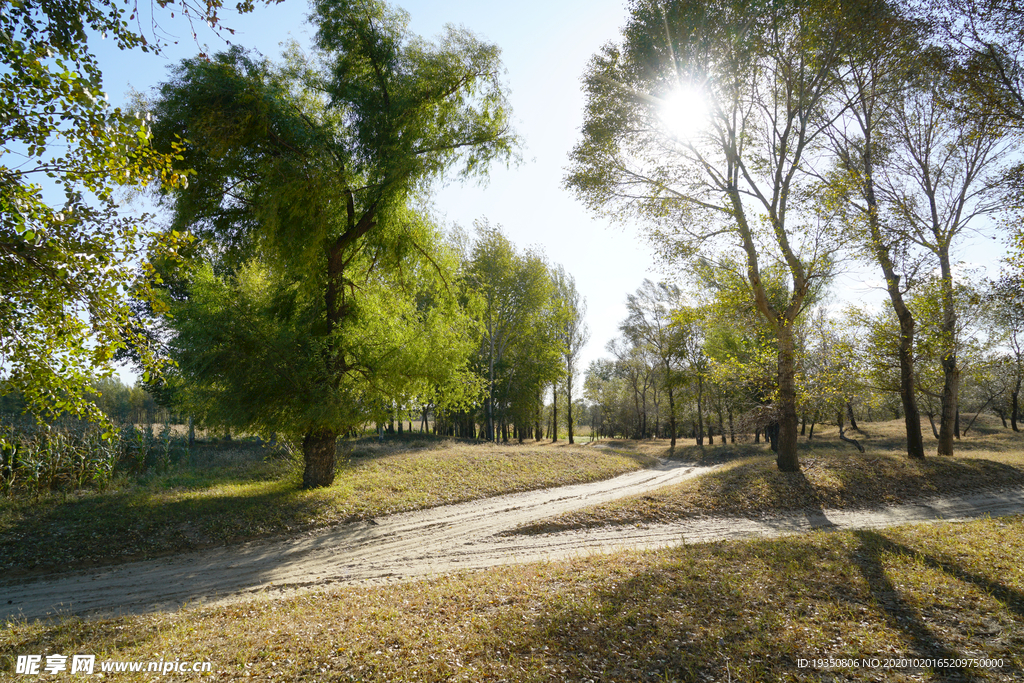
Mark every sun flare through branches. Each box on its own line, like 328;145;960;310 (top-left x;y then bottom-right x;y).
658;85;709;140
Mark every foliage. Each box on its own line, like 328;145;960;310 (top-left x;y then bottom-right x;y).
0;418;188;496
148;2;518;485
467;223;562;441
167;222;478;439
0;0;214;427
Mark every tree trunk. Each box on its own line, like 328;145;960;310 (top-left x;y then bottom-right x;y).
897;311;926;459
187;415;195;449
667;384;676;448
954;409;961;440
302;428;337;489
775;325;800;471
766;423;779;453
927;412;939;439
567;380;575;445
728;408;735;443
536;389;543;441
695;375;704;446
937;353;959;455
487;314;496;442
1012;388;1021;432
551;385;558;442
846;401;858;430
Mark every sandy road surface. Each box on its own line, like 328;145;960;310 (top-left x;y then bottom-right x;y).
4;458;1024;622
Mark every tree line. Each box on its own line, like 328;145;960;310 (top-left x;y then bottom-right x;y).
587;269;1024;453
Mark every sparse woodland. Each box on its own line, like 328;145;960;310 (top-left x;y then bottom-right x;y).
5;0;1024;679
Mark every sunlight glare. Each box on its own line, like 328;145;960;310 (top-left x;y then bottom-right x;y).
659;86;708;140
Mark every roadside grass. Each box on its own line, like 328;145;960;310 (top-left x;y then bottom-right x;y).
3;516;1022;681
523;419;1024;534
0;438;649;573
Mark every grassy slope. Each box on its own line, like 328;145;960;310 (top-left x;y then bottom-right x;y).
517;419;1024;534
0;437;650;573
2;517;1022;681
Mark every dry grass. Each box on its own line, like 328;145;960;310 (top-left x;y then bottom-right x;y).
520;419;1024;534
0;437;648;574
3;516;1022;681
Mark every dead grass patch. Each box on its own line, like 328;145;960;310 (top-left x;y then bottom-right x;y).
0;439;644;573
3;516;1022;681
521;419;1024;534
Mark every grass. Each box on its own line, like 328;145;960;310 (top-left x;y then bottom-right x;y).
0;436;650;574
3;515;1022;681
516;419;1024;535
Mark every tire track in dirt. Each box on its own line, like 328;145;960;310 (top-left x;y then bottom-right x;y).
4;459;1024;622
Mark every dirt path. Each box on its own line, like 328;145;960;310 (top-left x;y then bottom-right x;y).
4;459;1024;622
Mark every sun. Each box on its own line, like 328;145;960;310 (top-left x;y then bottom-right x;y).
659;86;709;140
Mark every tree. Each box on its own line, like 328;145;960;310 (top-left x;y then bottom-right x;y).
988;276;1024;430
149;1;517;487
0;0;231;425
934;0;1024;129
824;0;929;458
468;224;560;442
621;280;685;446
567;0;846;471
673;305;710;445
552;267;590;444
875;48;1013;455
606;336;657;439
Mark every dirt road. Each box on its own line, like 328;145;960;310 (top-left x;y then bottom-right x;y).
4;458;1024;622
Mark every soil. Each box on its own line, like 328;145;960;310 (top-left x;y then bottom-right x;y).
3;457;1023;622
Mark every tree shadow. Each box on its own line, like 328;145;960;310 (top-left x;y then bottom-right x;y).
0;482;343;577
850;529;1024;681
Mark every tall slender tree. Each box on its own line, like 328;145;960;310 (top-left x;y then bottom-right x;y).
552;267;589;444
876;49;1013;455
621;280;685;447
825;0;928;458
567;0;846;471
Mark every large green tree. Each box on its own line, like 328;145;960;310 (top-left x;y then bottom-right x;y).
150;1;517;487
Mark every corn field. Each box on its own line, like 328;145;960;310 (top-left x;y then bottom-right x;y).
0;418;190;496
